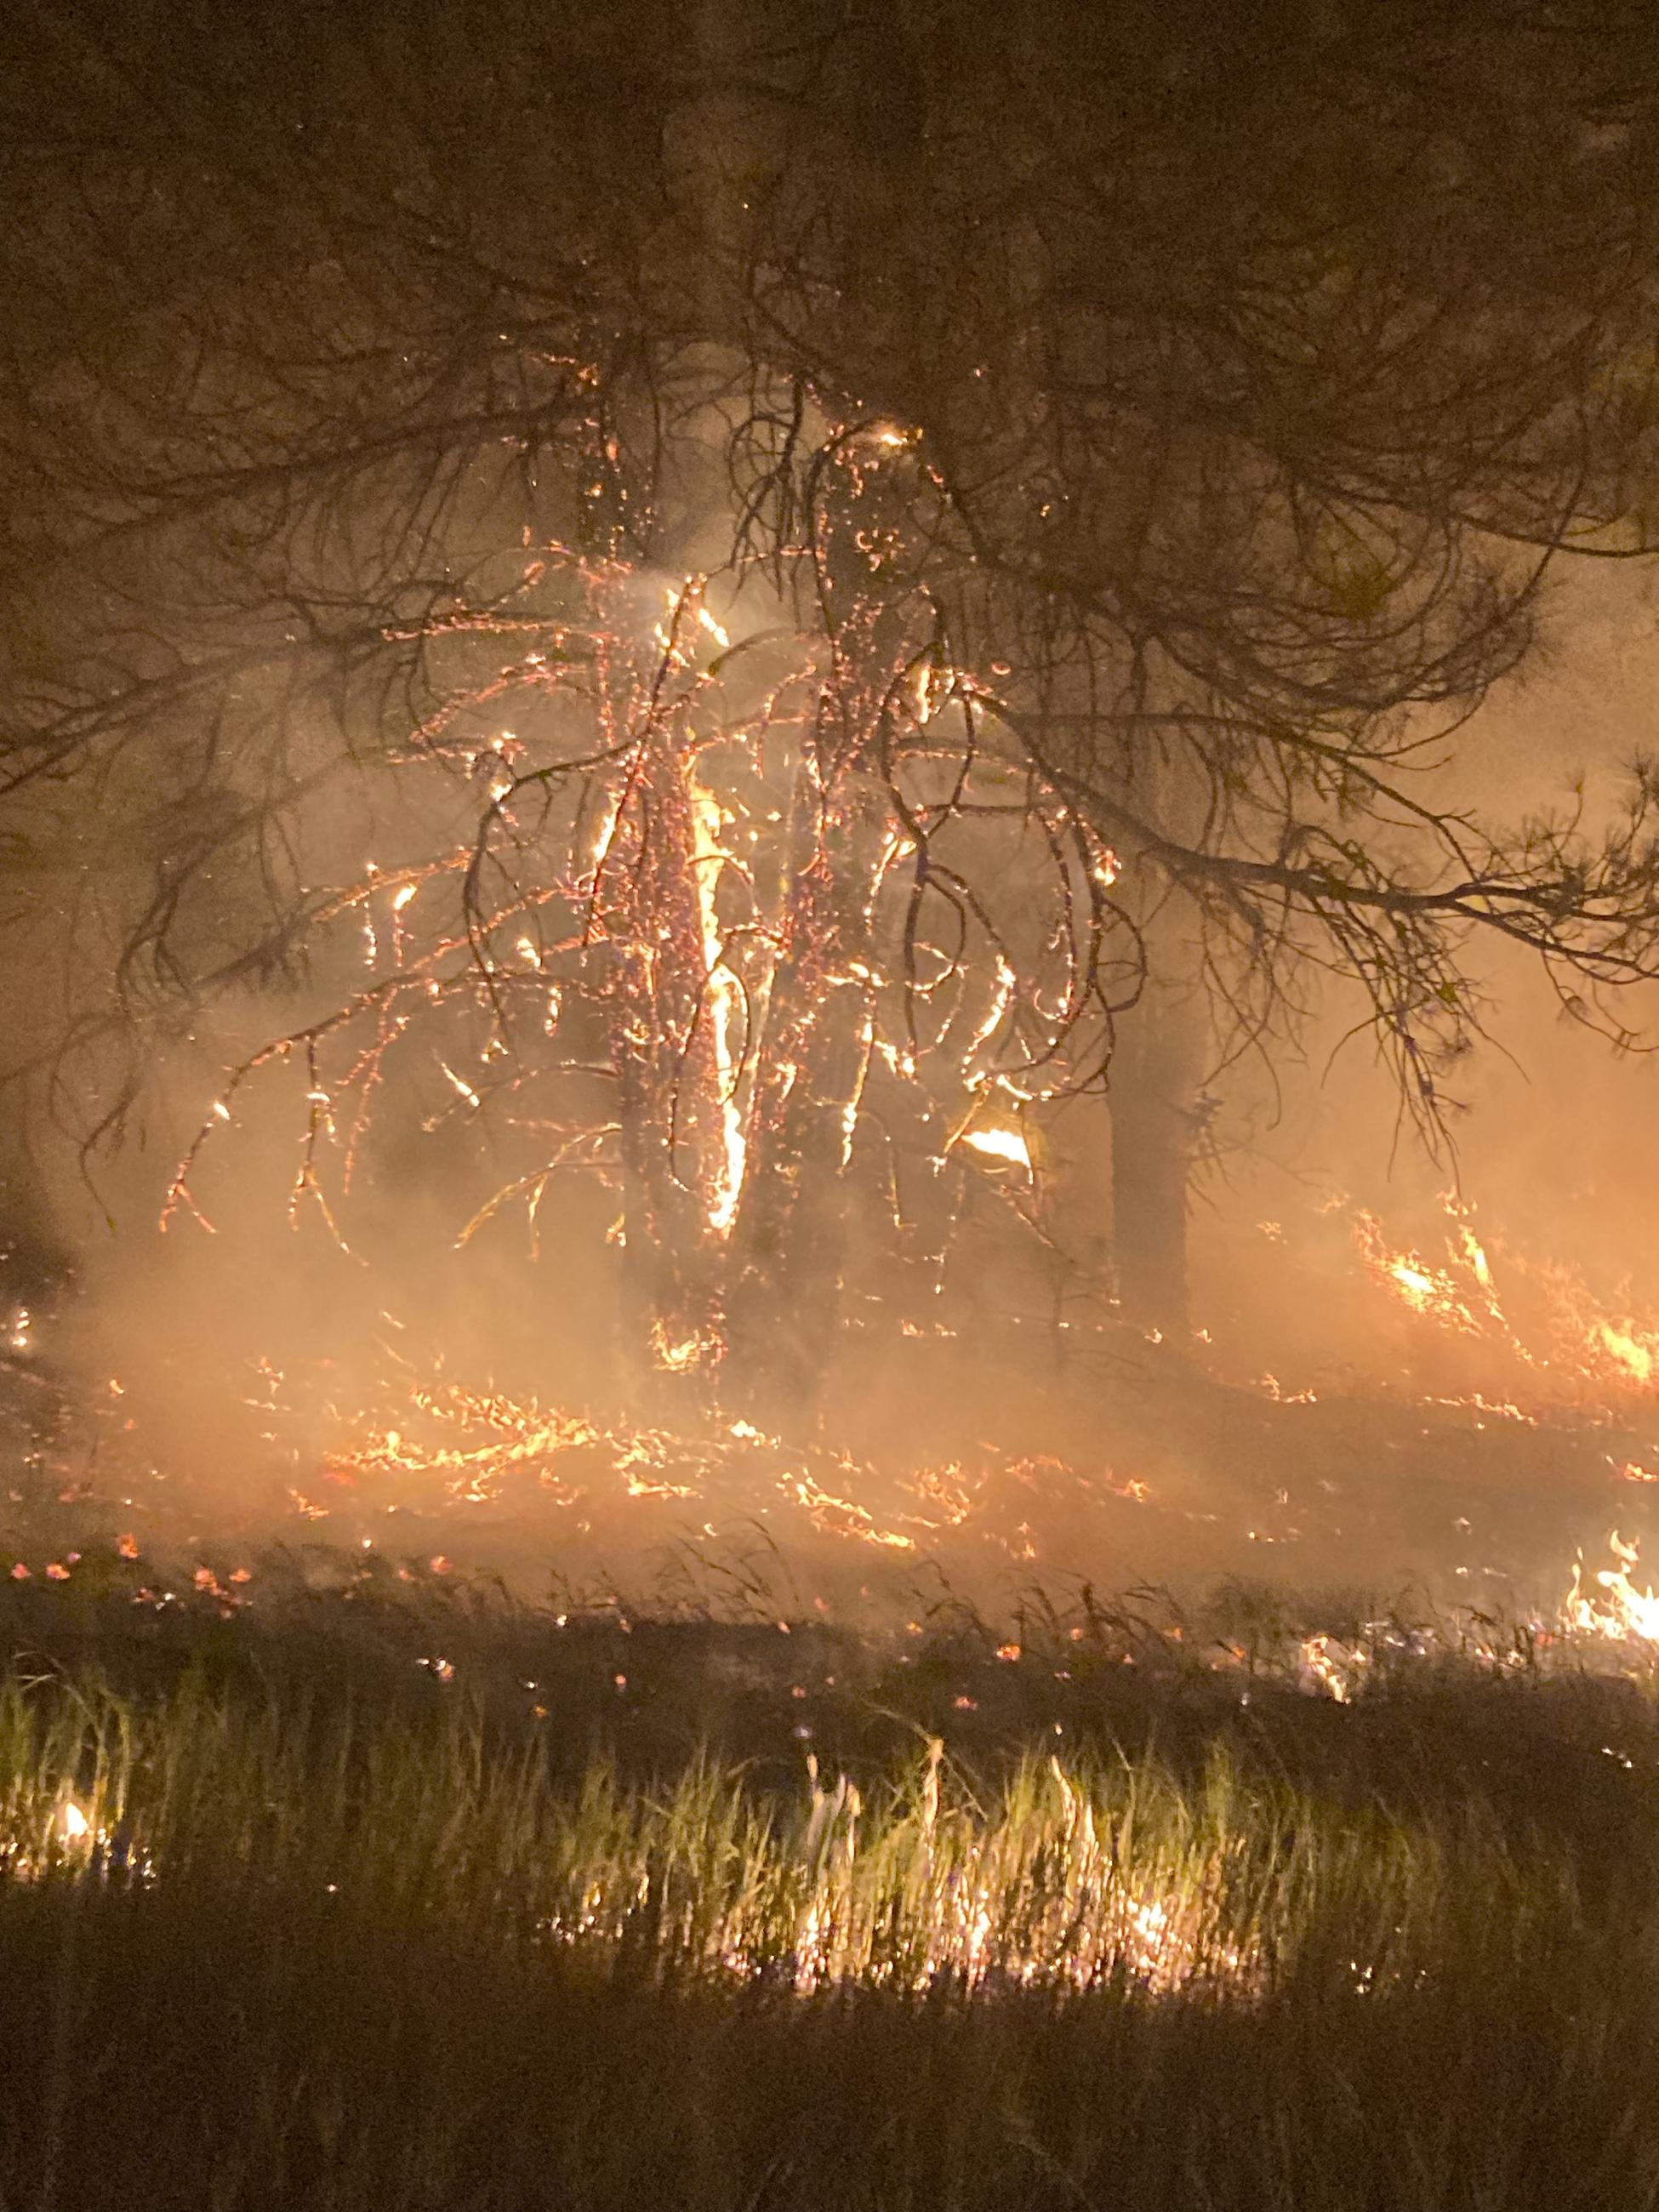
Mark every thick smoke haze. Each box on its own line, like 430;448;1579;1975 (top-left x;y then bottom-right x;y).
5;552;1658;1615
6;0;1659;1627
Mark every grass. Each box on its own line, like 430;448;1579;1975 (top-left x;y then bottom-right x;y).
4;1551;1659;2206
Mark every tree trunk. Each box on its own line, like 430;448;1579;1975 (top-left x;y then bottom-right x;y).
1107;738;1209;1340
724;763;886;1422
602;707;731;1404
1108;955;1206;1338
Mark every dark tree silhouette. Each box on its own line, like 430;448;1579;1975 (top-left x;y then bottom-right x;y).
4;0;1659;1393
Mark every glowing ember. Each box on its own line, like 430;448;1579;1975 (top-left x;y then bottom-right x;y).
648;1320;720;1375
238;1351;1160;1582
788;1472;915;1552
956;1125;1031;1172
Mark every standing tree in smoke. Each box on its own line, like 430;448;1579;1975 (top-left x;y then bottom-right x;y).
148;429;1125;1410
7;0;1659;1400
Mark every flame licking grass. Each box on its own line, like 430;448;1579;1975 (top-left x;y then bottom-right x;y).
0;1671;1474;2004
1290;1531;1659;1680
1565;1531;1659;1645
1596;1324;1657;1388
13;1532;1659;2015
1353;1194;1659;1408
3;1632;1628;2018
1284;1531;1659;1694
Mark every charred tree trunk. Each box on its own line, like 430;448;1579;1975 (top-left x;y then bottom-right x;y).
602;712;730;1397
1108;950;1206;1339
1107;740;1209;1342
724;757;886;1421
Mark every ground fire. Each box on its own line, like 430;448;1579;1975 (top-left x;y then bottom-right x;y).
14;6;1659;2203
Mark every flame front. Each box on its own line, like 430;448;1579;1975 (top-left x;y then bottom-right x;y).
1352;1194;1659;1411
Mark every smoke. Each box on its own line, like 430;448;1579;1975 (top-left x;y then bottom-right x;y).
6;544;1659;1618
1205;556;1659;1343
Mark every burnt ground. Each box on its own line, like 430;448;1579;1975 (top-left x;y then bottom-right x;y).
4;1316;1656;1627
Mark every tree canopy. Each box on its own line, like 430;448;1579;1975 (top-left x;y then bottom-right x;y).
4;0;1659;1394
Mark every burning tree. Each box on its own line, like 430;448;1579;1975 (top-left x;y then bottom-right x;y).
6;0;1659;1396
140;413;1127;1409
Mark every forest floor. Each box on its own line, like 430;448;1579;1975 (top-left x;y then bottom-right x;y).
1;1508;1659;2207
6;1341;1659;2208
6;1313;1658;1622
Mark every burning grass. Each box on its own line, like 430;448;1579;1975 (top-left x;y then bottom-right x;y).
0;1671;1276;1998
7;1558;1659;2204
